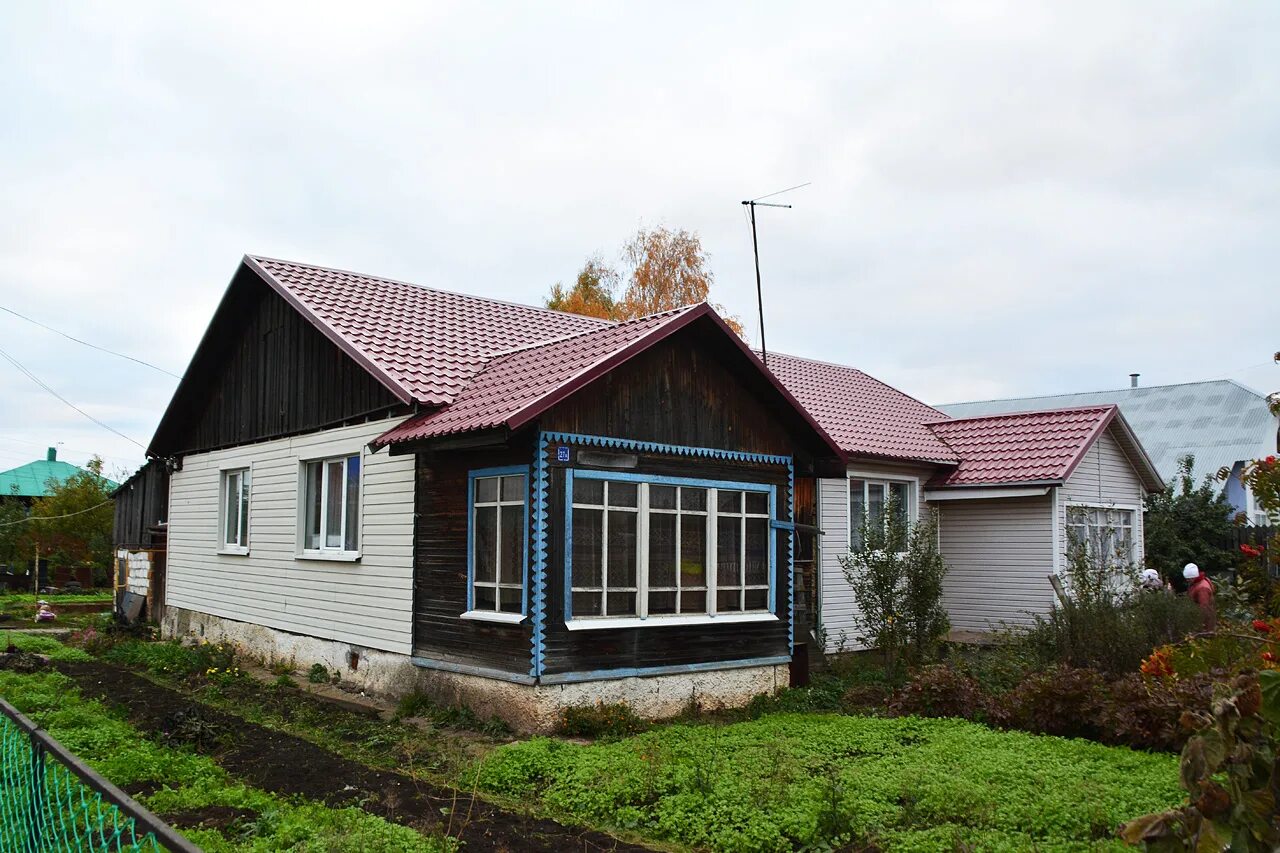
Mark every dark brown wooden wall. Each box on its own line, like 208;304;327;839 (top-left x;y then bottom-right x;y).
150;268;404;456
112;460;169;549
540;446;793;676
541;329;798;458
412;443;534;673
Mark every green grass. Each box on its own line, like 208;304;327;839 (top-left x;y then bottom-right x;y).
0;590;114;605
0;667;455;851
470;713;1183;852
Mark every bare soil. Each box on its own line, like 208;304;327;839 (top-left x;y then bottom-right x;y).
55;659;653;852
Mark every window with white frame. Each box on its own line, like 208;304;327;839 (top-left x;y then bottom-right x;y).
301;454;361;554
568;474;773;622
849;478;913;551
1066;506;1135;564
221;468;250;552
470;471;527;615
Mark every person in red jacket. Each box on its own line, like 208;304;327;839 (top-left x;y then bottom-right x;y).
1183;563;1217;631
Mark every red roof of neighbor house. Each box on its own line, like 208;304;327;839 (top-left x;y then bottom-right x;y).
924;405;1119;487
246;256;610;406
762;352;960;464
373;305;702;446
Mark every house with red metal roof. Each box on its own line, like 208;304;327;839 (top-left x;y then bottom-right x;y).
766;351;1164;645
140;256;845;731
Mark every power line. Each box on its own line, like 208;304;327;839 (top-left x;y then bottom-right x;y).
0;305;181;379
0;347;146;450
0;499;113;527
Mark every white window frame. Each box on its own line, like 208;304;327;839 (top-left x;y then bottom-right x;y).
297;452;363;561
565;472;778;631
218;466;251;555
461;467;529;624
1064;502;1137;564
848;472;919;552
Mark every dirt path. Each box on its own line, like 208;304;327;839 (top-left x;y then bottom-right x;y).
55;659;655;853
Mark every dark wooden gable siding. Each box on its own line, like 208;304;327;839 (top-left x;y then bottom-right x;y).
412;442;535;673
150;267;405;457
112;460;170;549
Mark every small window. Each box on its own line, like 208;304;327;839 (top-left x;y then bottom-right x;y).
221;468;250;551
470;471;527;615
302;454;361;555
850;477;914;552
1066;506;1134;565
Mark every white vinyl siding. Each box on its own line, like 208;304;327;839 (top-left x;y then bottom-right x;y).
1059;427;1147;570
166;418;415;654
938;495;1057;631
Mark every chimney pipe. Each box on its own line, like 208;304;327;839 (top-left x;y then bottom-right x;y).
1129;373;1140;389
46;447;56;462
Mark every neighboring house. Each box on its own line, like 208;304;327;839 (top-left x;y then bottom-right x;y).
137;256;845;731
940;379;1280;526
763;354;1164;646
0;447;116;504
112;460;170;612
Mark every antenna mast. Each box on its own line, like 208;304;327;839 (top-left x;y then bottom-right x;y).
741;182;809;367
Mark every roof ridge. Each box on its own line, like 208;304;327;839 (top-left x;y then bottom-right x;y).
481;303;701;360
927;403;1117;427
248;254;617;328
939;377;1261;408
766;350;950;418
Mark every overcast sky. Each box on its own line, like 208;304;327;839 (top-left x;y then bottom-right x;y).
2;2;1277;478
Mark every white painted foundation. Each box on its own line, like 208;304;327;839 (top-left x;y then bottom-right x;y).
162;606;790;733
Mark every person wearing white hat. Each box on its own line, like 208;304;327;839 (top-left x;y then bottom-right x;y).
1139;568;1167;592
1183;563;1216;630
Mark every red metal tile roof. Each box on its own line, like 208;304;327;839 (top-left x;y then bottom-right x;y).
762;352;960;464
925;406;1118;487
373;305;703;446
247;256;610;406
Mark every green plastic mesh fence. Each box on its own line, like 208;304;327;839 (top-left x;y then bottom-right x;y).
0;702;181;852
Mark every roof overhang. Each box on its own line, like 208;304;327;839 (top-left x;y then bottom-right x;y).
924;485;1052;501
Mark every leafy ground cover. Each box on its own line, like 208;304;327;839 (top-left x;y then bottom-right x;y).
0;635;452;852
472;713;1183;852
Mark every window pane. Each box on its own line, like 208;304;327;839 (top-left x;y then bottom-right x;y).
572;591;602;616
648;512;677;588
717;516;741;586
889;482;909;527
745;517;769;585
239;472;250;547
474;586;496;611
607;592;637;616
718;589;743;612
681;590;706;614
571;508;603;588
474;506;497;583
745;491;768;515
650;485;676;510
304;462;322;550
475;477;498;503
500;475;524;502
718;490;742;513
867;483;885;529
499;505;524;583
344;455;360;552
680;488;706;512
607;510;638;587
607;481;637;508
849;480;866;551
325;460;344;548
745;589;768;611
680;512;706;588
498;588;522;614
649;590;677;614
575;478;604;505
224;472;238;545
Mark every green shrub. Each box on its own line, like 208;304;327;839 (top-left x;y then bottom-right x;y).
307;662;332;684
557;701;648;739
102;638;238;680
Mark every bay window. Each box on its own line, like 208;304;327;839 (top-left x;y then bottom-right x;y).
301;454;361;555
567;472;775;625
220;468;250;552
468;468;528;618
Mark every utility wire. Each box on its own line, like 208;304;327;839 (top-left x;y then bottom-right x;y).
0;346;146;450
0;305;181;379
0;499;113;527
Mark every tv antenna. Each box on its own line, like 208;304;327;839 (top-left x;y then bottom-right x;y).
741;182;809;367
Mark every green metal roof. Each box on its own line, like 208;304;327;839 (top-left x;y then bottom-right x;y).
0;448;119;499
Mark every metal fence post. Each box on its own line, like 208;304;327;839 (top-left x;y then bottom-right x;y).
27;733;45;852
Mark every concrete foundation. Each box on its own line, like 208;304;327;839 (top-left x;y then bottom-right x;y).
161;606;790;733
